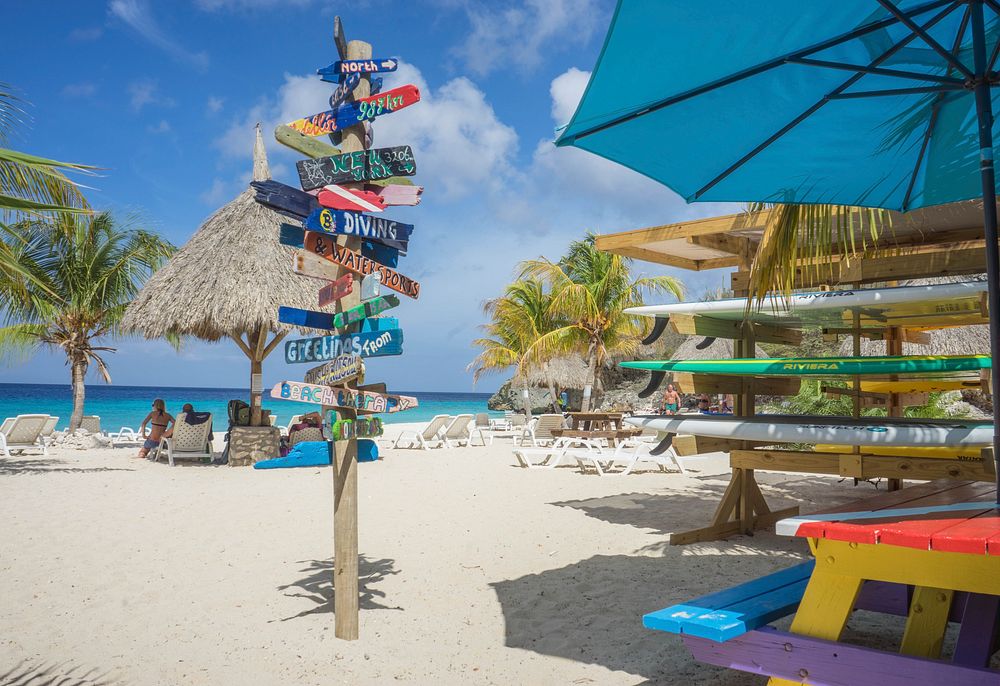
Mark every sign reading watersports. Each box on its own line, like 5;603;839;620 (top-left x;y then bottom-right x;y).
285;329;403;363
299;232;420;299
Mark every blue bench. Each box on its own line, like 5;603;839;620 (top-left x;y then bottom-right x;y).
643;560;814;642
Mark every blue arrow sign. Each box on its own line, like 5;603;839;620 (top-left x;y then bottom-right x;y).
285;329;403;364
318;58;398;77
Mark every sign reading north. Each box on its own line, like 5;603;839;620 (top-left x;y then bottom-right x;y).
297;146;416;189
318;58;398;77
285;86;419;137
285;329;403;363
271;380;416;413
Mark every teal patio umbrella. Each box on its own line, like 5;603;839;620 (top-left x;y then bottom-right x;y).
557;0;1000;493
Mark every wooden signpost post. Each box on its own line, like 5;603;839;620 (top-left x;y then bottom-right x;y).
296;146;416;189
262;16;421;641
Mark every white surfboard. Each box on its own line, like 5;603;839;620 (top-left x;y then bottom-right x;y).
626;281;988;329
625;414;993;447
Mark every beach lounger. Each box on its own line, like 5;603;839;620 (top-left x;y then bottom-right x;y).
393;415;451;450
441;414;474;448
518;414;566;447
512;436;598;468
109;427;143;448
38;416;59;446
154;412;214;466
472;413;493;446
571;441;685;476
0;414;50;457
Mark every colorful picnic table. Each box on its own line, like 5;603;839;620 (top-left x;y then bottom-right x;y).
769;480;1000;685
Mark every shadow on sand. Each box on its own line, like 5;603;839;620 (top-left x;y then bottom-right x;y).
275;556;403;621
0;660;117;685
0;458;135;476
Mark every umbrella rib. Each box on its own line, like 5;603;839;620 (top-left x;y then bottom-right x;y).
789;57;964;85
693;2;959;200
563;0;955;143
877;0;974;79
903;3;972;210
828;84;966;98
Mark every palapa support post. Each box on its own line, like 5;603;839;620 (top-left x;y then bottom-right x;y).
328;23;369;642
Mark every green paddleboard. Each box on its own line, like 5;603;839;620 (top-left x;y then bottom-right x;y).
620;354;992;377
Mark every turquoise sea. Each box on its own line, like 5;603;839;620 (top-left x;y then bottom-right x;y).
0;383;498;431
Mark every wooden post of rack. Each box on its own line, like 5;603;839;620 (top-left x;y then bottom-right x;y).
884;325;904;491
327;20;368;641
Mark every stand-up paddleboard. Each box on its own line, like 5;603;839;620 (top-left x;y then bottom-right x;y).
813;444;983;460
621;354;991;377
625;414;993;450
628;282;988;339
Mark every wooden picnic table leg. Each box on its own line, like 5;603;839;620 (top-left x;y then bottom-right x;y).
899;586;953;658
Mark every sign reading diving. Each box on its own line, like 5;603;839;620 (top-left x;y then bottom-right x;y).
296;146;416;189
304;208;413;244
285;329;403;363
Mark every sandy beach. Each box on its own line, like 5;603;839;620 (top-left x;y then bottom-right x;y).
1;426;914;685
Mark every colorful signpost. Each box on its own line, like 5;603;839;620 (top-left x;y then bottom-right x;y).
264;16;422;641
271;380;417;413
285;85;419;137
296;146;416;189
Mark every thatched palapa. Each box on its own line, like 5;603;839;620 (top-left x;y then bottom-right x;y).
123;124;329;424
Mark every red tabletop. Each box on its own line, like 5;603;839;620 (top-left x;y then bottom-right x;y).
776;480;1000;556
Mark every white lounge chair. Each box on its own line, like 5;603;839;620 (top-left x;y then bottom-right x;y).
110;426;143;448
513;436;598;468
393;414;451;449
571;440;685;476
154;412;214;466
38;416;59;446
518;414;567;447
0;414;50;457
471;413;493;446
441;414;474;448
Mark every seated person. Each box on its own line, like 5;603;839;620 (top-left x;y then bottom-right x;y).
696;394;711;413
138;399;175;458
288;412;324;444
719;394;734;414
163;403;194;438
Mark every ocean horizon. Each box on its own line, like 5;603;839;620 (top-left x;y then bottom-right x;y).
0;382;498;431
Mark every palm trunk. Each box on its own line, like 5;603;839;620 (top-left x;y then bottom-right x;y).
521;381;533;420
69;354;87;430
543;362;559;413
581;346;598;412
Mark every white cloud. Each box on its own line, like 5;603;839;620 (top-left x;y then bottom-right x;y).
62;82;97;98
206;96;224;114
69;26;103;41
452;0;604;76
128;78;174;111
549;67;589;128
108;0;209;70
147;119;171;134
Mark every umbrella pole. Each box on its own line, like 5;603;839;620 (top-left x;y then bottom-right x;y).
970;0;1000;501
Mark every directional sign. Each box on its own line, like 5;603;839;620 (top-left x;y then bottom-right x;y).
369;183;422;206
284;328;403;363
304;354;364;386
270;381;417;414
275;125;341;160
304;208;413;244
328;73;360;109
361;272;381;301
328;416;384;440
293;234;420;299
318;58;399;77
278;295;400;332
253;180;319;219
297;146;416;189
318;273;354;306
317;185;386;212
362;240;398;269
285;85;419;137
281;222;407;260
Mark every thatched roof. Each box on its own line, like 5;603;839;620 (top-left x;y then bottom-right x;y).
123;125;323;341
671;336;768;360
837;275;989;356
524;357;591;388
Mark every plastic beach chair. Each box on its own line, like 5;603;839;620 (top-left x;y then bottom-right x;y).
441;414;475;448
154;412;214;466
572;440;685;476
0;414;50;457
393;415;451;450
472;413;494;446
38;416;59;446
512;436;599;469
518;414;567;447
110;427;143;448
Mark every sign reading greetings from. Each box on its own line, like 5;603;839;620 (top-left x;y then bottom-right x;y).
285;86;419;137
270;381;417;414
296;146;416;189
304;354;364;386
284;328;403;363
297;232;420;299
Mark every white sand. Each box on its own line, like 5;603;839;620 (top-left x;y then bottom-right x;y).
1;430;890;685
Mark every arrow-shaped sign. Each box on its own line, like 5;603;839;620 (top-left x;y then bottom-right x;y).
285;328;403;363
285;85;419;137
317;185;386;213
291;237;420;299
327;73;361;109
303;208;413;245
281;223;406;263
271;380;417;414
296;145;416;190
304;354;364;386
318;273;354;307
278;295;400;332
317;58;399;77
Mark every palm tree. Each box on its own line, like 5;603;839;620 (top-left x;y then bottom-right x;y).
0;213;174;429
469;278;559;416
520;234;684;411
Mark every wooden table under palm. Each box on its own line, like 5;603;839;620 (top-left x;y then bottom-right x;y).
122;125;327;461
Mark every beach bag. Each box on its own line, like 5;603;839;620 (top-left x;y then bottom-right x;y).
227;399;250;427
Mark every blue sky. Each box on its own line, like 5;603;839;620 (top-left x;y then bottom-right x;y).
1;0;736;393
